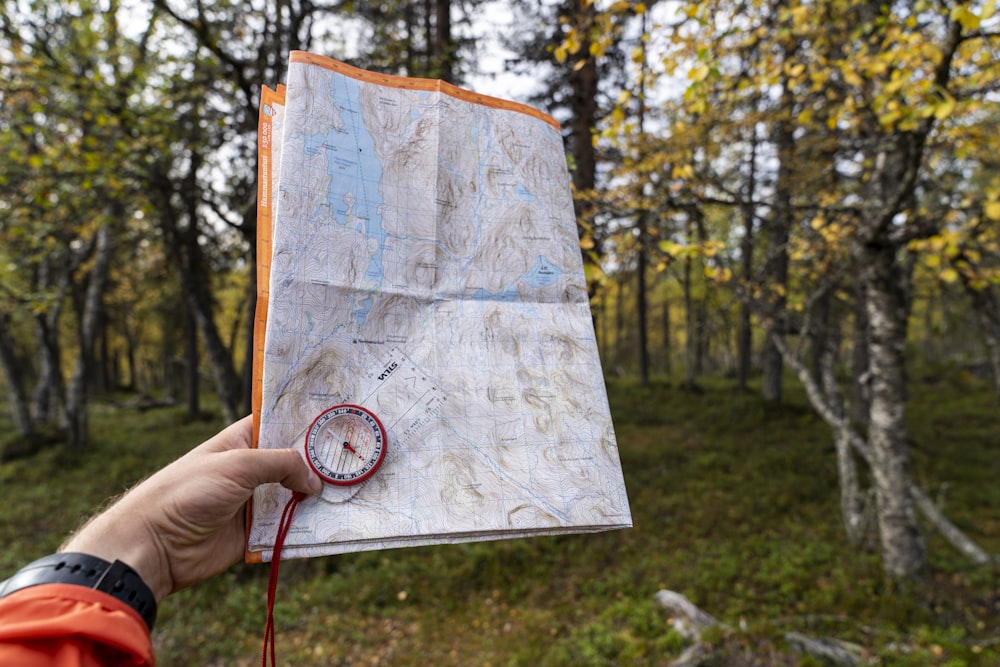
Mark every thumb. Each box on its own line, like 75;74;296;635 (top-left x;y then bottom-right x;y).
229;447;324;496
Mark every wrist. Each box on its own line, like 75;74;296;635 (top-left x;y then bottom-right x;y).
0;552;158;630
61;506;172;603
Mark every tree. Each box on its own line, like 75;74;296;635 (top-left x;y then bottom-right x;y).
587;0;999;577
0;0;163;446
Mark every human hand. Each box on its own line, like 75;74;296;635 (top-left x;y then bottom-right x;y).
61;416;323;601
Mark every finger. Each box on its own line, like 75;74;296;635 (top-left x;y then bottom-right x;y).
225;447;324;496
200;416;254;454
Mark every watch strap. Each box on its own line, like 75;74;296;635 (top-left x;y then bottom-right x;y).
0;552;157;630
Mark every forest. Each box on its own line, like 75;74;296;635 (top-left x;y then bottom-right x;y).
1;1;998;664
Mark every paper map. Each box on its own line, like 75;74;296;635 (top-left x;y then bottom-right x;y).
247;52;631;562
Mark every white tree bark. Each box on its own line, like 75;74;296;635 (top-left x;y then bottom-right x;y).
65;224;113;448
818;320;866;544
859;245;925;578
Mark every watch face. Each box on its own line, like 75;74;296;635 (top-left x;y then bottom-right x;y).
304;404;387;485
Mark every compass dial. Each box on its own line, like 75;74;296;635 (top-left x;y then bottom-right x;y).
304;404;387;486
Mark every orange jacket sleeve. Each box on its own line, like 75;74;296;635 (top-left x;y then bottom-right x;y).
0;583;154;666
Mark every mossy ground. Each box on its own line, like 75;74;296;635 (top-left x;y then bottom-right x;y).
1;373;996;665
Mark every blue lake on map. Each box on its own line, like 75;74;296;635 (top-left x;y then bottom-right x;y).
301;74;390;328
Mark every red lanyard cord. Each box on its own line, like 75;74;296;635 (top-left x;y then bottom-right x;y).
262;490;307;667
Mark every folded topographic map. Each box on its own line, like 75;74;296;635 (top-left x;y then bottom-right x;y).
247;52;631;562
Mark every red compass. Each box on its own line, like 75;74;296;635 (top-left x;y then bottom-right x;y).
304;404;387;486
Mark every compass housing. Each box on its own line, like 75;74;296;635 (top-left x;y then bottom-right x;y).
304;404;388;486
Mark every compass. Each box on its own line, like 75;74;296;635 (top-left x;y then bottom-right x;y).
304;404;387;486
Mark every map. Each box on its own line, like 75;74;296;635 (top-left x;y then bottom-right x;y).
247;52;631;562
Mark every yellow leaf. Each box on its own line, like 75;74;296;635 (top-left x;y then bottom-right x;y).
689;64;710;82
950;5;981;30
934;95;956;121
924;254;941;268
566;30;580;54
659;240;683;255
705;266;732;282
671;164;694;179
789;5;809;27
842;68;863;88
583;262;604;284
920;42;942;63
785;62;805;78
984;201;1000;221
939;267;959;284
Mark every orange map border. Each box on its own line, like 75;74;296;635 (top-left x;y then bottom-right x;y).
289;51;561;132
247;84;284;564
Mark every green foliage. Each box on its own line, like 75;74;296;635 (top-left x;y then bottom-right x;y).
1;375;997;665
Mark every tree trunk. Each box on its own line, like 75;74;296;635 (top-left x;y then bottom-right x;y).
662;300;672;378
859;240;925;578
125;319;137;391
65;224;113;449
568;0;601;298
0;312;33;438
96;312;111;394
693;211;710;376
761;75;794;402
810;290;832;388
155;161;242;423
683;214;699;391
184;300;200;416
241;280;256;416
851;282;871;425
957;273;1000;401
31;256;69;426
614;274;625;372
636;223;650;386
434;0;453;83
816;305;865;544
737;139;756;390
32;312;64;426
163;318;177;403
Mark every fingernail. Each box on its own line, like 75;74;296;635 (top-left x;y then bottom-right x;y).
308;473;324;495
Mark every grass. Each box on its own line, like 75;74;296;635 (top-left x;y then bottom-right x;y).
1;374;997;666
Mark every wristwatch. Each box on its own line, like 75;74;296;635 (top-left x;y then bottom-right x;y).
0;552;157;630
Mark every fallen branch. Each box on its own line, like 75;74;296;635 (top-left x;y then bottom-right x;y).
655;590;721;666
654;589;719;639
909;484;992;565
785;631;863;666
